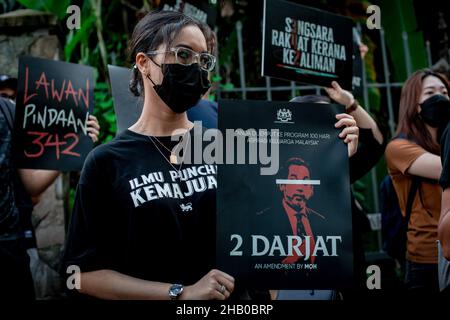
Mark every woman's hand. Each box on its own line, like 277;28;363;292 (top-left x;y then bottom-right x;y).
87;114;100;143
335;113;359;157
325;81;355;110
180;269;235;300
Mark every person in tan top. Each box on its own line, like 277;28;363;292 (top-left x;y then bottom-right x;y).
385;69;450;293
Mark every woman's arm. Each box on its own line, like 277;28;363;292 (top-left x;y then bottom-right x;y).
18;169;60;197
408;153;442;180
386;139;442;180
79;269;235;300
325;81;383;145
347;105;383;145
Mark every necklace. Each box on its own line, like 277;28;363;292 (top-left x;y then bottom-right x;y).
149;133;184;164
148;131;190;172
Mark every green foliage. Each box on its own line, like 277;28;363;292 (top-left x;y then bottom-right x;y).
16;0;70;18
219;27;237;68
94;81;116;143
64;14;96;62
63;0;128;143
378;0;427;81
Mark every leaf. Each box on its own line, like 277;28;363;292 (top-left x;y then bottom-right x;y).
64;14;96;61
44;0;71;19
103;111;116;125
109;121;117;135
221;83;234;90
105;134;114;142
17;0;71;19
16;0;45;11
211;74;222;82
99;101;113;111
95;82;109;90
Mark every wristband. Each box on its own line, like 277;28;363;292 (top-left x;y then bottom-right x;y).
346;99;359;113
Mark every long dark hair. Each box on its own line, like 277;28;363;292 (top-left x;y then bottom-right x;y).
128;10;216;97
396;69;450;155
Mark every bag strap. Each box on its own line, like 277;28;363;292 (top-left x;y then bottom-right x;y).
391;134;421;224
405;176;420;224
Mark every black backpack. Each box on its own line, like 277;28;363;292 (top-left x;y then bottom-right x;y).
379;174;420;262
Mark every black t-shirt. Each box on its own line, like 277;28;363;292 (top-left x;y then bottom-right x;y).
440;123;450;189
62;126;217;286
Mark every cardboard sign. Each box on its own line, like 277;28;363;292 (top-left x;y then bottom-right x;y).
13;56;94;171
217;100;354;289
108;65;142;134
262;0;353;89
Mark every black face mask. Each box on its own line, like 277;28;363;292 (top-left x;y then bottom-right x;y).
147;63;211;114
419;94;450;128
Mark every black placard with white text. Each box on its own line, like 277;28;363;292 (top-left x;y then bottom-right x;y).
217;100;354;289
262;0;353;89
160;0;217;28
13;56;94;171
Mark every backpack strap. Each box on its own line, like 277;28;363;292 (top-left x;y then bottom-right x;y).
404;176;420;225
391;133;421;224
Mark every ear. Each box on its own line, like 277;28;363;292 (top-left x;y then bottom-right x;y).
279;184;285;192
135;52;150;75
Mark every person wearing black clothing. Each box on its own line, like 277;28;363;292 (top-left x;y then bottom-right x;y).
61;11;235;300
0;93;100;300
0;97;35;300
188;99;218;129
0;74;17;100
325;81;385;293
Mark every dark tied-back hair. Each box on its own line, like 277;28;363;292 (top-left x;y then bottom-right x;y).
396;69;450;155
128;10;216;97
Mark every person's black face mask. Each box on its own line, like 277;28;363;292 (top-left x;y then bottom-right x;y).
419;94;450;128
147;63;211;114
